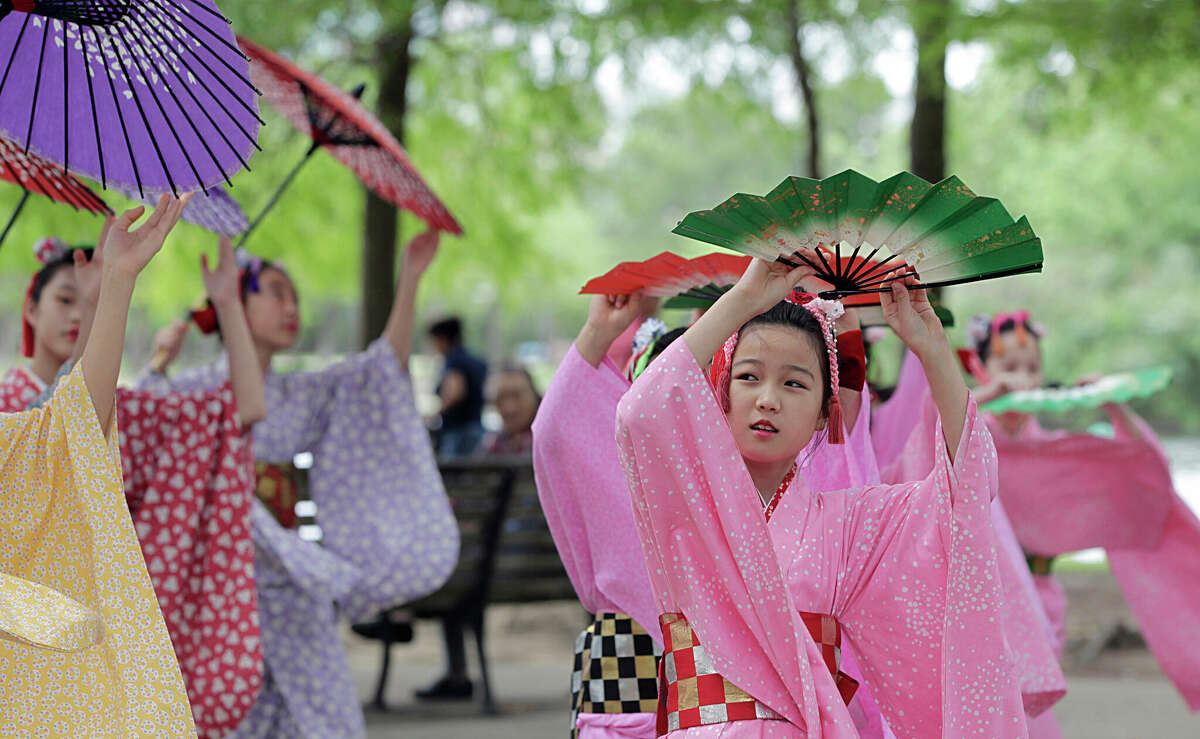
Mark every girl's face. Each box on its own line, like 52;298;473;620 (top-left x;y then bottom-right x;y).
492;372;538;436
984;330;1043;392
25;268;83;364
726;325;827;465
244;268;300;352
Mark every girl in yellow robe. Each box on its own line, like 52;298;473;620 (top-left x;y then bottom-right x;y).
0;195;199;737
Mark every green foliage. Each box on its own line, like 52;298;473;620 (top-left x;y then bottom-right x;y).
0;0;1196;430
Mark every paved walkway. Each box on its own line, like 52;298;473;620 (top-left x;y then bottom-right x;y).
348;604;1198;738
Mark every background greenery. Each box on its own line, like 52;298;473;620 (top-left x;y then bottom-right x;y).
1;0;1196;429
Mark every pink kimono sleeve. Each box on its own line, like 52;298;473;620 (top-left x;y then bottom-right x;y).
532;344;662;641
1099;407;1200;711
827;396;1030;738
616;341;857;737
878;389;1066;721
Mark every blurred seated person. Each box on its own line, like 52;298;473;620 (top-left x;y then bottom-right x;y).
417;364;541;702
429;316;488;457
479;364;540;456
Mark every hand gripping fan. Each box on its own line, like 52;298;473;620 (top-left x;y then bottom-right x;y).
672;169;1043;298
580;250;955;326
982;366;1174;414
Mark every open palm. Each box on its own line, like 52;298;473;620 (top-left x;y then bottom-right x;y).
105;194;191;278
402;228;441;278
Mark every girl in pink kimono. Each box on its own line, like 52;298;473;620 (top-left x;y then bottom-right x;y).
616;255;1027;737
965;311;1200;713
538;296;897;738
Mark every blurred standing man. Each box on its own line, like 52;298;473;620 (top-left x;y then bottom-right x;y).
429;317;488;457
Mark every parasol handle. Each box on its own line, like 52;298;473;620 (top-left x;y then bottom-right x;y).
237;141;321;248
0;190;31;250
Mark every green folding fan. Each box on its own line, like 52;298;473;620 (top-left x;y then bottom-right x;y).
672;169;1043;297
982;366;1174;414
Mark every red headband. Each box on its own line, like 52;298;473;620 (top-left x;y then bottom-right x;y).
707;290;844;444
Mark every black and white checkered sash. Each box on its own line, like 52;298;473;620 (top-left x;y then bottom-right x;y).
569;612;662;737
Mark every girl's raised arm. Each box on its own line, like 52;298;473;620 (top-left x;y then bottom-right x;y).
683;254;816;366
879;270;970;459
79;195;190;434
202;236;267;427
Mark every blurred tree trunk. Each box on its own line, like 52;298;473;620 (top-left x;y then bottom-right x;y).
361;21;414;348
787;0;821;179
910;0;950;183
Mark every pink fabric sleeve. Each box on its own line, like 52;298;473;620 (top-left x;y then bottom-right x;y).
532;345;662;641
819;398;1030;737
877;391;1066;719
616;342;857;736
870;350;927;471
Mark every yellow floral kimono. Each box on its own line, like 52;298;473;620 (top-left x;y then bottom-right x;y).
0;366;195;737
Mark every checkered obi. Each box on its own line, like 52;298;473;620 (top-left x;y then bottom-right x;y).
656;611;858;734
569;612;662;737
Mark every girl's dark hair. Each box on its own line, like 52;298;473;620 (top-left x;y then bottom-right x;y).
429;317;463;344
646;327;687;365
30;248;92;304
739;300;833;412
975;316;1038;364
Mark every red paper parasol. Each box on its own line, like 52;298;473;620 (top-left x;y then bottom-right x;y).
235;35;461;243
0;132;110;247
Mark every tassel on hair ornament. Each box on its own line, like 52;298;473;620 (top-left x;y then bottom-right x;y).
787;289;846;444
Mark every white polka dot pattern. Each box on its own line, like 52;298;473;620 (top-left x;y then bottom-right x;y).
141;338;459;736
616;341;1029;737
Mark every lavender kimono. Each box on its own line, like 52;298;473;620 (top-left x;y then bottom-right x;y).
141;338;459;738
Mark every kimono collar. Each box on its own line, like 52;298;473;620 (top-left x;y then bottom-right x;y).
763;461;799;522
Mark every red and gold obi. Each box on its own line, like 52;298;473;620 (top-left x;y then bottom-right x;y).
254;461;301;528
656;611;857;735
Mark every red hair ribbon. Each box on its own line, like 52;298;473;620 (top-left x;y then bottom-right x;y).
12;0;35;13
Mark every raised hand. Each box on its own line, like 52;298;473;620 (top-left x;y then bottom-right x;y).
104;194;192;278
879;270;946;360
728;252;818;317
401;228;440;279
73;214;112;308
577;293;653;368
150;320;189;371
201;237;240;307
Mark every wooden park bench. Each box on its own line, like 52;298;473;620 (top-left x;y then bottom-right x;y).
350;455;577;714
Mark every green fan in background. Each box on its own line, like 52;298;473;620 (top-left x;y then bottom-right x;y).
673;169;1043;298
982;366;1174;414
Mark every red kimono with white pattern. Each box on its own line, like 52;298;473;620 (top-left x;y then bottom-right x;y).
0;365;262;738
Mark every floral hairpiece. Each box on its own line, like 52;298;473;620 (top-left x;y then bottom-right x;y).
974;310;1048;357
32;236;68;265
626;318;669;381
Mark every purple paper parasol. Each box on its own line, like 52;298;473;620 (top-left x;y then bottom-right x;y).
0;0;262;196
126;185;247;237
